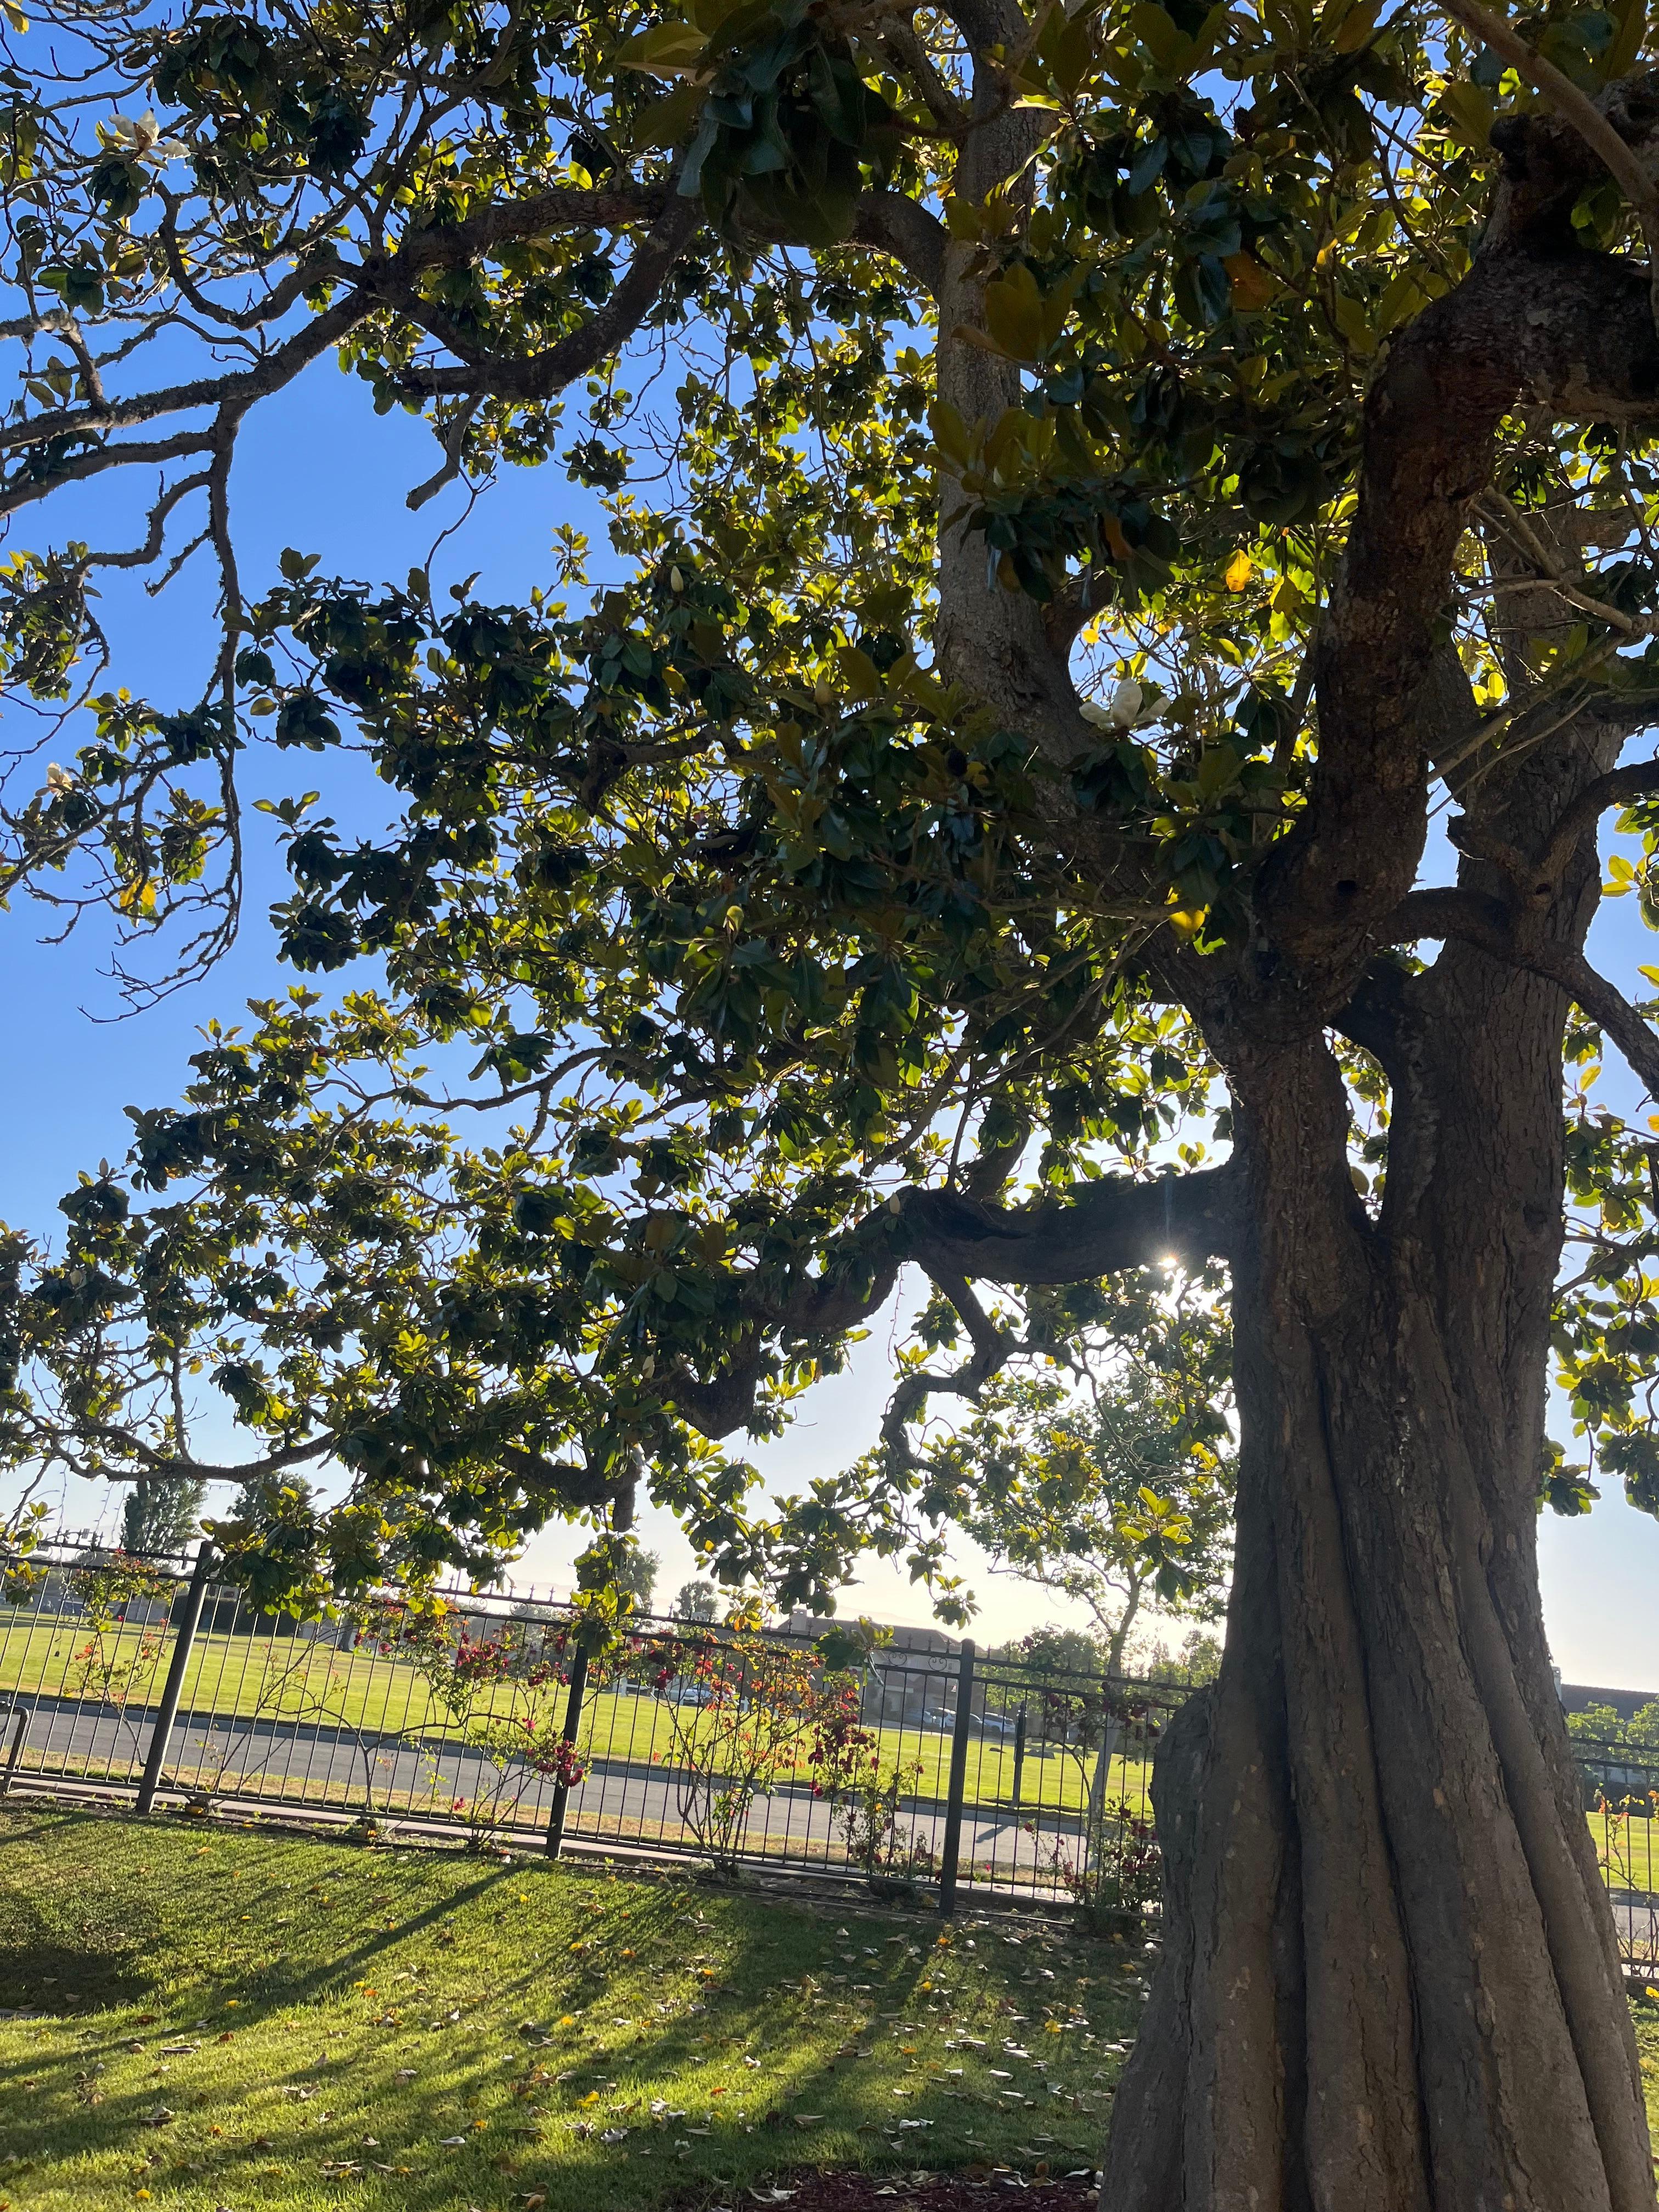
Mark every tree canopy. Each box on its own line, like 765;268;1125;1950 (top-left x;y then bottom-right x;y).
0;0;1655;1637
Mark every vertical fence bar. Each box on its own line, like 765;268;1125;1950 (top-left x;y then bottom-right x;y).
136;1547;215;1816
544;1644;589;1860
0;1700;27;1796
937;1638;975;1916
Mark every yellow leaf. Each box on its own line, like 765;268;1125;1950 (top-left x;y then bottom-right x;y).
613;21;708;76
1224;551;1254;592
835;644;884;701
1222;252;1280;311
980;266;1049;362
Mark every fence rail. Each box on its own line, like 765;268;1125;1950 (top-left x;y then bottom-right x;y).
2;1541;1654;1963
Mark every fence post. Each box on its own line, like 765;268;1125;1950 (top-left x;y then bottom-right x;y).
938;1639;975;1917
544;1644;590;1860
1011;1706;1026;1810
0;1700;27;1797
136;1546;215;1816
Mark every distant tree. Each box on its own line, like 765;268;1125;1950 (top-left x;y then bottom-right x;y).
1144;1628;1224;1689
912;1280;1233;1678
675;1579;720;1623
567;1532;661;1627
1009;1623;1107;1680
119;1475;207;1558
1567;1701;1659;1757
226;1471;319;1526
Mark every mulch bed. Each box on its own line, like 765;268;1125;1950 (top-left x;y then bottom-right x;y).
702;2172;1101;2210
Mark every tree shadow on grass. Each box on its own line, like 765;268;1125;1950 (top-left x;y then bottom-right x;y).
0;1807;1106;2211
0;1813;163;2012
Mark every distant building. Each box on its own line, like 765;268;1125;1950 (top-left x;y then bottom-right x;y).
1559;1681;1658;1720
781;1608;991;1731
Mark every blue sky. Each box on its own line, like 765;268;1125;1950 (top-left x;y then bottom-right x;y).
4;347;1659;1684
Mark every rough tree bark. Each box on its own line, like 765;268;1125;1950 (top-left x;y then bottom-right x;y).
1081;80;1659;2210
1100;687;1655;2212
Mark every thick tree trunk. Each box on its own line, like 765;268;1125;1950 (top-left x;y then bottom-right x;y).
1102;1023;1656;2210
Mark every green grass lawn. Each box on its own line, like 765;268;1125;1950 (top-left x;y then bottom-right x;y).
0;1806;1149;2212
0;1617;1155;1821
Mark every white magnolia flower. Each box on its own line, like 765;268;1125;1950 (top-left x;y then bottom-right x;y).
44;761;75;792
1081;677;1146;732
107;111;187;162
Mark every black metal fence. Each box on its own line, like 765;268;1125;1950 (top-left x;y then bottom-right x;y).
4;1541;1654;1961
1573;1734;1659;1972
0;1542;1181;1915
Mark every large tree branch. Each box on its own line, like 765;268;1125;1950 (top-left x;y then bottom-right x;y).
393;196;702;399
1537;756;1659;885
847;190;948;292
896;1164;1239;1284
1262;234;1659;968
662;1162;1240;1442
1380;885;1659;1099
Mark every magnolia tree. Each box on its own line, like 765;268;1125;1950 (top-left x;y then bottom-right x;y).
2;0;1659;2200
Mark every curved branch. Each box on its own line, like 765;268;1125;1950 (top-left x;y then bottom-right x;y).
1520;937;1659;1099
847;189;947;292
662;1161;1239;1442
1538;755;1659;885
1382;885;1659;1098
1264;231;1659;964
1436;5;1659;247
896;1164;1239;1284
0;185;675;509
394;196;702;400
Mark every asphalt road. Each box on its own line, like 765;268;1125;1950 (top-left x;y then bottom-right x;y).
5;1693;1084;1887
